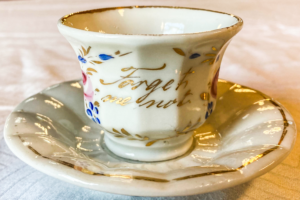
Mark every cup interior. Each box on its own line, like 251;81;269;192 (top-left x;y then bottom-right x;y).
61;6;239;35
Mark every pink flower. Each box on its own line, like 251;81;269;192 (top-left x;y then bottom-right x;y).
82;71;94;102
82;71;87;85
211;68;219;99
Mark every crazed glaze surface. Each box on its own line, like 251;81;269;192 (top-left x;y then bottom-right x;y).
4;79;296;196
57;6;243;161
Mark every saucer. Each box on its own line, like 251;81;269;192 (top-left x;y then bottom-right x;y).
4;79;296;196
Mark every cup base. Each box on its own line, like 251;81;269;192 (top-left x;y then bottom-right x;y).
104;133;193;162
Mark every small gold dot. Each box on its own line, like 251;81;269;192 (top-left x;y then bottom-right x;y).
200;92;209;100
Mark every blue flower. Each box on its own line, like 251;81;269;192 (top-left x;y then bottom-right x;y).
86;101;100;124
189;53;201;59
99;54;114;61
86;109;92;116
205;101;214;119
78;55;87;63
89;102;94;110
94;107;99;114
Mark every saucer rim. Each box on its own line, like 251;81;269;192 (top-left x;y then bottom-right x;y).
4;79;296;196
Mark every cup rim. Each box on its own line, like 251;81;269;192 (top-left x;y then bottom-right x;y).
58;6;243;37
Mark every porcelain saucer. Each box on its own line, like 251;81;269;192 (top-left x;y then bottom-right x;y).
4;79;296;197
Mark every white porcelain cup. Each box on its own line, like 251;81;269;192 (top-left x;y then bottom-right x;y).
58;6;243;161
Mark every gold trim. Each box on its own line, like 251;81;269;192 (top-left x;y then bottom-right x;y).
60;6;243;36
119;52;132;57
174;169;238;181
17;84;289;182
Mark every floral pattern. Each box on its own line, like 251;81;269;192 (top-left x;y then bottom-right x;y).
82;71;94;102
173;48;201;59
78;46;219;125
82;71;87;85
205;101;214;119
77;46;133;125
189;53;201;59
211;68;220;99
86;101;101;124
99;54;114;60
77;46;103;66
78;55;87;63
77;46;132;66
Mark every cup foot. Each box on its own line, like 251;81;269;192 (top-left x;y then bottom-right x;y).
104;134;193;162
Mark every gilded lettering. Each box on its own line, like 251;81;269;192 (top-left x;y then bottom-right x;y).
176;68;194;90
101;95;112;102
101;95;132;106
100;63;166;86
139;100;157;108
131;80;149;90
157;100;164;108
118;80;135;88
136;79;162;103
163;99;178;108
162;79;175;91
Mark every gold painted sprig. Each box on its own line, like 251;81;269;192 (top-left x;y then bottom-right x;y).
173;46;220;65
201;46;219;65
108;128;149;141
78;46;103;65
145;117;202;147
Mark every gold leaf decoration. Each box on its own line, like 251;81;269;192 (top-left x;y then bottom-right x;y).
121;128;130;136
87;68;97;73
146;141;157;146
115;50;120;55
119;52;132;57
173;48;186;56
94;101;100;107
127;138;137;140
108;128;149;142
91;61;102;64
87;72;93;75
178;117;202;134
201;58;214;64
82;46;91;56
95;88;100;92
82;46;87;56
182;121;192;132
86;46;91;55
112;128;120;134
212;46;217;51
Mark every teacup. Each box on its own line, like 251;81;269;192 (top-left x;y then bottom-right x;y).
57;6;243;161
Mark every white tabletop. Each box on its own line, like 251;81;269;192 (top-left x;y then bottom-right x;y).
0;0;299;199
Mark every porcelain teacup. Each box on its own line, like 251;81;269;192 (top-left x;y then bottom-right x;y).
57;6;243;161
